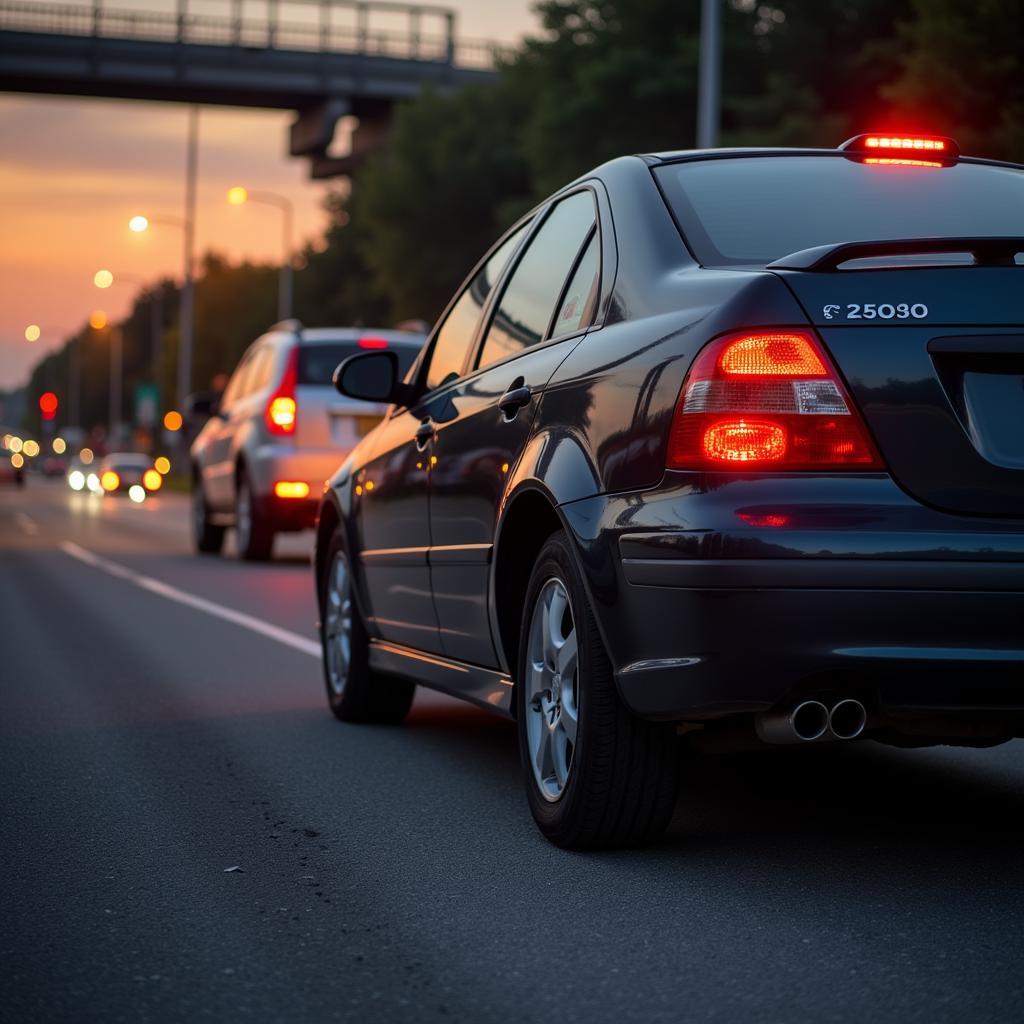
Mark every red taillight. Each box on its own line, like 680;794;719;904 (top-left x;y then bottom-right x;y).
358;336;389;350
266;347;298;436
667;330;883;471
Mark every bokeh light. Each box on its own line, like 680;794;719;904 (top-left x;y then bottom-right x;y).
52;437;67;454
90;310;108;330
24;324;41;343
128;484;146;503
143;469;163;491
163;410;183;431
80;448;94;465
11;453;25;469
227;186;249;206
8;436;23;453
154;456;171;475
87;472;101;493
68;469;85;491
22;439;41;458
128;215;149;233
94;269;114;289
101;470;120;491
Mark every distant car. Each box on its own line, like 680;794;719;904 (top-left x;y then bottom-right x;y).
190;322;426;560
42;456;69;478
315;133;1024;849
97;452;153;495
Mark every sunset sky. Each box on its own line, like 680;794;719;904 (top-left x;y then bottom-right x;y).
0;0;537;389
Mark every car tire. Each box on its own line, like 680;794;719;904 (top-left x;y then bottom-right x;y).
191;476;225;555
320;529;416;723
235;470;274;562
516;530;678;849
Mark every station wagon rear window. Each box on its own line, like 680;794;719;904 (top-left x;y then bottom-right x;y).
654;156;1024;267
298;343;419;387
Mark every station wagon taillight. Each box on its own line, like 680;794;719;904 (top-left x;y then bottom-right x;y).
667;330;883;470
266;347;299;436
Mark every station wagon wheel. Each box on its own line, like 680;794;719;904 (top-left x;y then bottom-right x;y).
191;474;225;555
319;527;416;723
235;469;274;561
517;530;678;849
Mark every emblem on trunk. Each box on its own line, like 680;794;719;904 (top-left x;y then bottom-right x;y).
823;305;841;319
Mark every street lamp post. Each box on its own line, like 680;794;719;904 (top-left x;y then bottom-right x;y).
227;186;295;321
128;103;200;413
697;0;721;149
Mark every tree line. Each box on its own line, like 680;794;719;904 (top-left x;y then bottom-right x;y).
23;0;1022;437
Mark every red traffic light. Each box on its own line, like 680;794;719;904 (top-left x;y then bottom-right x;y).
39;391;59;420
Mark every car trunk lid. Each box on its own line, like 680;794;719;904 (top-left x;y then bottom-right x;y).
775;262;1024;517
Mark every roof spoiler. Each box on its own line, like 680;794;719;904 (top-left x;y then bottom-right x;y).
767;237;1024;272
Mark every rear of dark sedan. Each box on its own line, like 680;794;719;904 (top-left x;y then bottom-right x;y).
572;137;1024;749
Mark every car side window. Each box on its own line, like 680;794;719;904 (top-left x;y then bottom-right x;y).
424;222;530;392
476;191;596;371
551;229;600;339
247;347;274;394
221;351;255;409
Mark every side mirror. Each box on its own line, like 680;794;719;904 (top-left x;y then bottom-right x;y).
185;390;220;420
334;351;413;405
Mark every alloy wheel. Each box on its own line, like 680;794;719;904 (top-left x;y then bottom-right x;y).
525;577;580;802
324;550;354;695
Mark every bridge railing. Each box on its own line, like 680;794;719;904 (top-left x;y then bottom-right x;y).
0;0;511;67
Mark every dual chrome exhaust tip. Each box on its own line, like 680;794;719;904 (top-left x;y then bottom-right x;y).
756;698;868;745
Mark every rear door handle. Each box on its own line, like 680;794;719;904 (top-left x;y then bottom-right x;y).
498;384;532;419
415;418;435;451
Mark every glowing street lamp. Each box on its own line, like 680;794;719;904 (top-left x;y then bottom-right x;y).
226;185;294;321
24;324;41;342
93;269;115;289
90;310;108;330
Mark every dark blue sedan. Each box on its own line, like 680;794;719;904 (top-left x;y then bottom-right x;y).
317;133;1024;848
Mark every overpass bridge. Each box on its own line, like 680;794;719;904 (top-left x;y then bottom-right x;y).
0;0;505;177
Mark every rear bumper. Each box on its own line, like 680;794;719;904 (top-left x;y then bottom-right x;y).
247;444;343;530
560;473;1024;722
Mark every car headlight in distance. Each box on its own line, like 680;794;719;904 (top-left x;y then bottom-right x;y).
128;485;146;504
68;470;85;491
86;472;101;493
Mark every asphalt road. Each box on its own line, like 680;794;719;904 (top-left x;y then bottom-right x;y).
3;478;1024;1023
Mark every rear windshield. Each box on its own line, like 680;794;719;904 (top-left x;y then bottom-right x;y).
654;156;1024;266
297;343;421;387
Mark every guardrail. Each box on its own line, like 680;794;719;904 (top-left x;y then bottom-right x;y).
0;0;510;67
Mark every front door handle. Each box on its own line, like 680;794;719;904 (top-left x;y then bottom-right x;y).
415;418;435;451
498;384;532;420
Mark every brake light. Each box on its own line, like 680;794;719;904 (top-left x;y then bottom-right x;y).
358;337;389;350
864;136;945;151
667;330;883;471
266;347;298;436
839;133;959;165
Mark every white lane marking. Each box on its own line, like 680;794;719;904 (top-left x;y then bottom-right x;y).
15;512;39;536
60;541;321;659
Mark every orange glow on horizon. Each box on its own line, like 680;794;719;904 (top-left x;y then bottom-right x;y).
89;310;108;329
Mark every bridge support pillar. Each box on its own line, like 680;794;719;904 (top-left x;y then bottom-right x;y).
289;97;351;158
